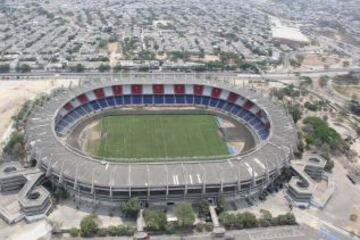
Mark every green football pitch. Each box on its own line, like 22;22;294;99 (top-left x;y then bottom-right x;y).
88;114;229;161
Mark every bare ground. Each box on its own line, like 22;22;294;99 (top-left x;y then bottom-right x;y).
81;120;101;156
0;79;78;145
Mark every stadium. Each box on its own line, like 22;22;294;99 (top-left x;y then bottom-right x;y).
25;74;297;203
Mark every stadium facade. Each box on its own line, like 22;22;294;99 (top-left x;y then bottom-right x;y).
25;75;297;203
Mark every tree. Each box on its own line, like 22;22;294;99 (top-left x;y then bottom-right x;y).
107;225;119;236
319;75;329;88
217;196;226;213
198;199;210;218
97;228;107;237
274;212;297;225
113;65;122;72
221;210;295;230
119;197;140;219
13;100;32;125
106;225;135;236
240;212;258;228
175;203;195;228
80;214;99;237
286;103;302;123
137;50;155;60
219;212;237;230
353;123;360;137
259;209;272;227
270;88;285;100
144;209;167;231
70;63;85;72
304;101;319;111
54;186;68;202
98;64;110;72
69;228;79;237
295;131;304;159
282;84;301;97
0;64;10;73
302;116;348;152
138;66;150;72
16;64;31;73
324;158;335;172
117;225;136;236
3;132;26;160
349;100;360;116
299;76;313;88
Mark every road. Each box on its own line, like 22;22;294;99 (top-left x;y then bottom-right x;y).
0;67;359;80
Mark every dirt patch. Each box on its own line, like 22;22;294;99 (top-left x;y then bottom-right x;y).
107;42;119;67
333;84;360;99
0;79;78;144
81;120;101;156
190;54;220;62
300;53;348;70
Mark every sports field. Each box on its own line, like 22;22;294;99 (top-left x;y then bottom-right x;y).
87;114;229;160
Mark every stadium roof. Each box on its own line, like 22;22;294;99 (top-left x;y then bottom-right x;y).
26;75;297;189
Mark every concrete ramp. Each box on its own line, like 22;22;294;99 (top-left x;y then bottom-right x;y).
0;162;51;224
209;205;220;227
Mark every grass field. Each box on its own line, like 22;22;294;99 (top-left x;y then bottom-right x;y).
87;114;229;160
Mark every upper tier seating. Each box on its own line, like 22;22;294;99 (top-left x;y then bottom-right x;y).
56;94;270;141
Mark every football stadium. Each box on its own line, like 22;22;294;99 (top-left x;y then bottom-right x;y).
25;74;297;202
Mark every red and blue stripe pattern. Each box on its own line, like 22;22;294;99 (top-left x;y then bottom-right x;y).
55;84;270;140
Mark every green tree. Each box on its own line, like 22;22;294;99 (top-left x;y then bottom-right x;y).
198;199;210;218
286;103;302;123
119;198;140;219
0;64;10;73
106;225;135;236
13;100;32;125
219;212;237;230
80;214;99;237
98;64;110;72
240;212;258;228
217;196;226;213
319;75;329;87
3;132;25;160
273;212;297;225
270;88;285;100
299;76;313;88
54;186;68;202
143;209;167;231
16;64;31;73
113;65;122;72
97;228;108;237
175;203;195;228
117;225;136;236
295;131;305;159
302;116;348;152
69;228;79;237
259;209;272;227
107;225;120;236
70;63;85;72
324;159;335;172
138;66;150;72
137;50;155;60
282;84;301;97
349;100;360;116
